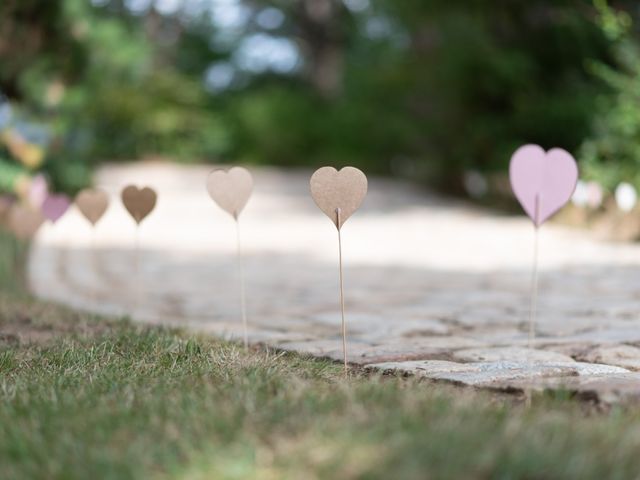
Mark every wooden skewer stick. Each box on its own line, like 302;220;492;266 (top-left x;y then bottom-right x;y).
526;194;541;408
236;218;248;350
133;223;140;317
91;226;98;309
336;208;348;374
528;195;541;350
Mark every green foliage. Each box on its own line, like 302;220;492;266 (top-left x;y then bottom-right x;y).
0;0;85;193
365;0;610;181
0;159;26;192
227;84;413;172
0;0;230;193
54;0;231;163
580;0;640;190
1;0;639;194
225;1;617;189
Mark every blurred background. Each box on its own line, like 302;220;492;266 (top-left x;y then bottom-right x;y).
1;0;640;219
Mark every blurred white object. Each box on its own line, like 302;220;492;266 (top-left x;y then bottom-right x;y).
571;180;588;207
586;181;603;209
615;182;637;213
463;170;488;198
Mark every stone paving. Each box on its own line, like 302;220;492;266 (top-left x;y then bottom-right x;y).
28;162;640;404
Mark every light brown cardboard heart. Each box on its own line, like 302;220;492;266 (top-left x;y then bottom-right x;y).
206;167;253;219
310;166;368;229
7;204;45;240
76;188;109;226
121;185;157;224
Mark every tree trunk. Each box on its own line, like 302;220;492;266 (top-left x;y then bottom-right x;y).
295;0;347;98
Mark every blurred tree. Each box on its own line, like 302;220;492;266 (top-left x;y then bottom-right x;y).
283;0;350;97
222;0;617;190
580;0;640;190
0;0;637;197
0;0;228;193
379;1;614;188
0;0;86;99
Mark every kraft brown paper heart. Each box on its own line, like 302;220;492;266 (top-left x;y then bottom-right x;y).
206;167;253;219
121;185;157;224
76;188;110;226
7;204;45;240
310;166;368;229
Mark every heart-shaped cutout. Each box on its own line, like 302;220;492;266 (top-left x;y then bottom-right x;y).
41;193;71;224
28;174;48;209
8;204;45;239
121;185;157;224
310;166;368;229
509;144;578;226
206;167;253;219
76;188;110;226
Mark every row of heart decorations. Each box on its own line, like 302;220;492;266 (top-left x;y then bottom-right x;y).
3;144;578;239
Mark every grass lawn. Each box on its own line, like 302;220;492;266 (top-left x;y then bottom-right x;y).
3;230;640;479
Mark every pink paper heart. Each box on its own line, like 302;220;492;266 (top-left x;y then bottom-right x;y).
509;144;578;227
41;193;71;223
28;174;49;209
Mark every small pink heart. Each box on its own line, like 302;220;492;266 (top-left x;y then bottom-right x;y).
509;144;578;227
41;193;71;223
28;174;49;209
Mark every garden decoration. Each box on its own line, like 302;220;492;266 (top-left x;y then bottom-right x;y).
76;188;111;305
40;192;71;253
76;188;110;227
572;180;603;210
0;195;12;222
571;180;588;208
7;203;44;241
121;185;157;315
41;193;71;224
28;174;48;209
206;167;253;350
615;182;637;213
310;166;368;373
509;145;578;350
7;203;45;288
586;181;603;209
121;186;157;226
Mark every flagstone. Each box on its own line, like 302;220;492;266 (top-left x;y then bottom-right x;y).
277;340;450;364
430;362;578;386
491;373;640;404
452;347;575;364
367;360;629;388
575;345;640;371
367;360;478;377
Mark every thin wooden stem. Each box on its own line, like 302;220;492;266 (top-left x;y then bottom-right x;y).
236;219;248;350
526;195;541;408
336;208;347;374
528;225;540;350
91;226;98;309
133;223;140;317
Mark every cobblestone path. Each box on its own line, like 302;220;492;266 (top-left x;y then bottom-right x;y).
29;163;640;403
